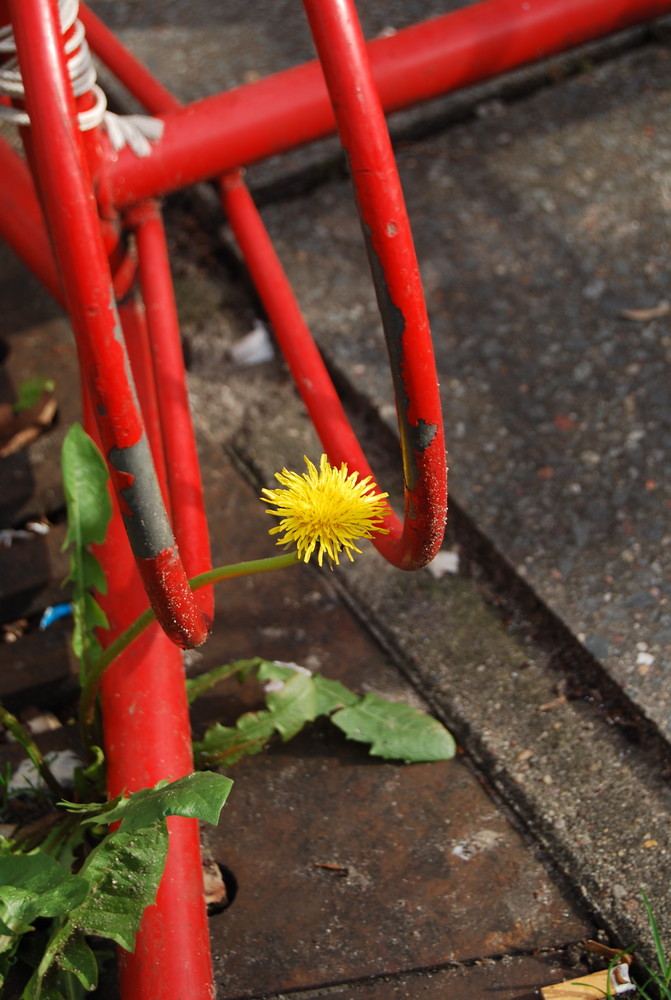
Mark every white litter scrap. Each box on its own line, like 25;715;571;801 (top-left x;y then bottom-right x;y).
0;529;32;548
230;320;275;366
427;549;460;579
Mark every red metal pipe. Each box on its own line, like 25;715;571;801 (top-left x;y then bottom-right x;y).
302;0;447;567
83;2;445;566
75;12;214;601
92;315;214;1000
9;5;216;995
117;295;171;498
87;403;213;1000
9;0;210;651
100;0;671;208
219;175;395;503
132;202;214;619
0;136;62;302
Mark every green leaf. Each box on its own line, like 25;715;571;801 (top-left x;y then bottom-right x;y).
331;694;456;763
60;424;112;680
186;658;263;704
72;824;169;952
93;772;233;832
0;853;89;925
194;662;456;769
56;931;98;993
61;425;111;550
21;774;233;995
0;853;90;989
24;826;168;996
13;378;55;414
194;714;276;768
262;672;317;741
312;674;359;716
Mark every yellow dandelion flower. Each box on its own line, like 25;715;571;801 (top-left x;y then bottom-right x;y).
261;454;391;566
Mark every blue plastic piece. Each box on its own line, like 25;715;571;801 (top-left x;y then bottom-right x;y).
39;603;73;630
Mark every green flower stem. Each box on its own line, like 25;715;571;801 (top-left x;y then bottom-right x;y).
0;702;67;799
79;551;300;741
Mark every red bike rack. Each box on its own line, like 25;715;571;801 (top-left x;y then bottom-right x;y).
1;0;670;997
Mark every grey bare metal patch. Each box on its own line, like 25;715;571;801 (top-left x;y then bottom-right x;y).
362;226;437;488
414;417;438;452
108;435;174;559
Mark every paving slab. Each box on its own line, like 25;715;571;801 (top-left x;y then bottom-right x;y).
0;253;595;997
205;741;587;998
181;439;590;996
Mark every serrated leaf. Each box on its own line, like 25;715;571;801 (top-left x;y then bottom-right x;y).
263;672;317;740
312;674;359;715
258;662;359;718
194;713;277;768
0;853;89;924
57;930;98;992
70;593;108;665
64;549;108;596
95;772;233;832
196;670;320;768
72;824;169;951
24;826;168;997
331;694;456;763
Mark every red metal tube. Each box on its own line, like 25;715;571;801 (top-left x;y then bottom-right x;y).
0;135;62;303
220;175;397;506
9;5;216;997
302;0;447;567
83;0;446;567
132;202;214;619
9;0;210;651
87;411;212;1000
92;317;214;1000
101;0;671;208
117;295;171;497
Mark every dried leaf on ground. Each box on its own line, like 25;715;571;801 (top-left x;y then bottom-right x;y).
620;301;670;322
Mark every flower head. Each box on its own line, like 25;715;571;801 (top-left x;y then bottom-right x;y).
261;454;391;566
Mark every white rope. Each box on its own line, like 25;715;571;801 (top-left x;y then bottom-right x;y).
0;0;163;157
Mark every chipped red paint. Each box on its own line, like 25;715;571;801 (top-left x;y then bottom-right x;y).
136;546;212;649
302;0;447;568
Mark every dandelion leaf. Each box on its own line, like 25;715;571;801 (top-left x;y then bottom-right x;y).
92;772;233;832
332;693;456;763
262;671;318;740
60;424;112;677
194;714;276;768
71;825;169;951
